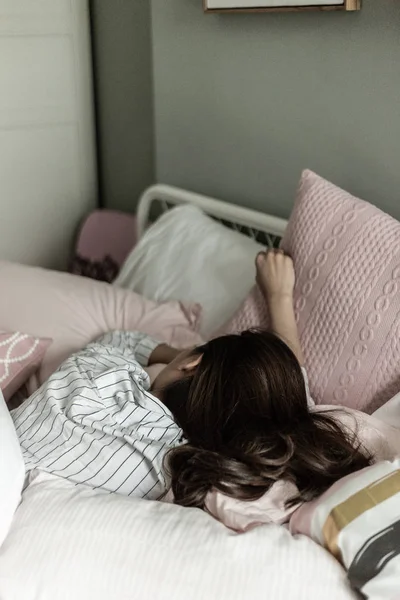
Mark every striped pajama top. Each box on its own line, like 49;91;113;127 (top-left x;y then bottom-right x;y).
11;331;184;500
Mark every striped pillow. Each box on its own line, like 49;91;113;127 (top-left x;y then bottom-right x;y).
290;459;400;598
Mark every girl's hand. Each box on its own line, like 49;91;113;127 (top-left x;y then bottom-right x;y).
256;249;295;301
256;250;303;364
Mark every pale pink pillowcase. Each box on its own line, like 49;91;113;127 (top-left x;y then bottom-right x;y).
214;285;268;337
205;397;400;533
220;170;400;413
0;261;203;395
0;332;51;402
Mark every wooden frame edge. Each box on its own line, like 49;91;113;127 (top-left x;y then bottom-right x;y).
345;0;361;10
203;1;361;13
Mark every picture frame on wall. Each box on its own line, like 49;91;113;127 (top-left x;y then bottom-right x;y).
204;0;361;12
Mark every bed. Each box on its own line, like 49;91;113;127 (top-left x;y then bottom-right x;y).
2;170;400;599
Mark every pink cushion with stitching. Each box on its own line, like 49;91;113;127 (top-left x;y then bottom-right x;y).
221;170;400;413
0;332;51;402
214;285;268;338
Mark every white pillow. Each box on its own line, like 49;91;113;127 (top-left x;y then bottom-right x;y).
0;389;24;547
115;205;264;338
0;471;355;600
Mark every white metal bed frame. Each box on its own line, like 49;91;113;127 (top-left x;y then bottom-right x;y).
137;184;288;248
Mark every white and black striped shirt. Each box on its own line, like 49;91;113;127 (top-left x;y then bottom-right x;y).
12;332;184;500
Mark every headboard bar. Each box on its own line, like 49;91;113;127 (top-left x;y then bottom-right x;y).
137;184;288;241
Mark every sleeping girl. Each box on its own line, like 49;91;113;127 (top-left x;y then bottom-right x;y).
12;250;400;530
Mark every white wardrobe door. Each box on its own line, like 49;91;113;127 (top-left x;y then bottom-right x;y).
0;0;97;269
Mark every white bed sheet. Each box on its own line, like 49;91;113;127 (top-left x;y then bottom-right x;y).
0;471;356;600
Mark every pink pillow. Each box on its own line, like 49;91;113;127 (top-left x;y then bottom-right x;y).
221;170;400;413
0;261;203;395
0;332;51;402
204;400;400;534
213;285;268;337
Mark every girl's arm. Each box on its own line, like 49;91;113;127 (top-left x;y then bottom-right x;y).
94;331;180;367
256;250;304;366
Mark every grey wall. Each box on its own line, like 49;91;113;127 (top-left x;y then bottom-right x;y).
91;0;154;211
152;0;400;219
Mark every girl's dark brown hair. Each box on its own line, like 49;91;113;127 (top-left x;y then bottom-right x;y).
163;330;372;510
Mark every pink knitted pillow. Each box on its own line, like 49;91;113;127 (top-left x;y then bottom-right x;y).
214;285;268;337
222;170;400;413
0;332;51;402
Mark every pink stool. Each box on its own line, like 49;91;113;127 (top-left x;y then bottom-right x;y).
70;210;137;282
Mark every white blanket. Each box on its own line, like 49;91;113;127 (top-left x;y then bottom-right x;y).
0;471;357;600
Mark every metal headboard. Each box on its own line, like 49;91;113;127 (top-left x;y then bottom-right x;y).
137;184;288;248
